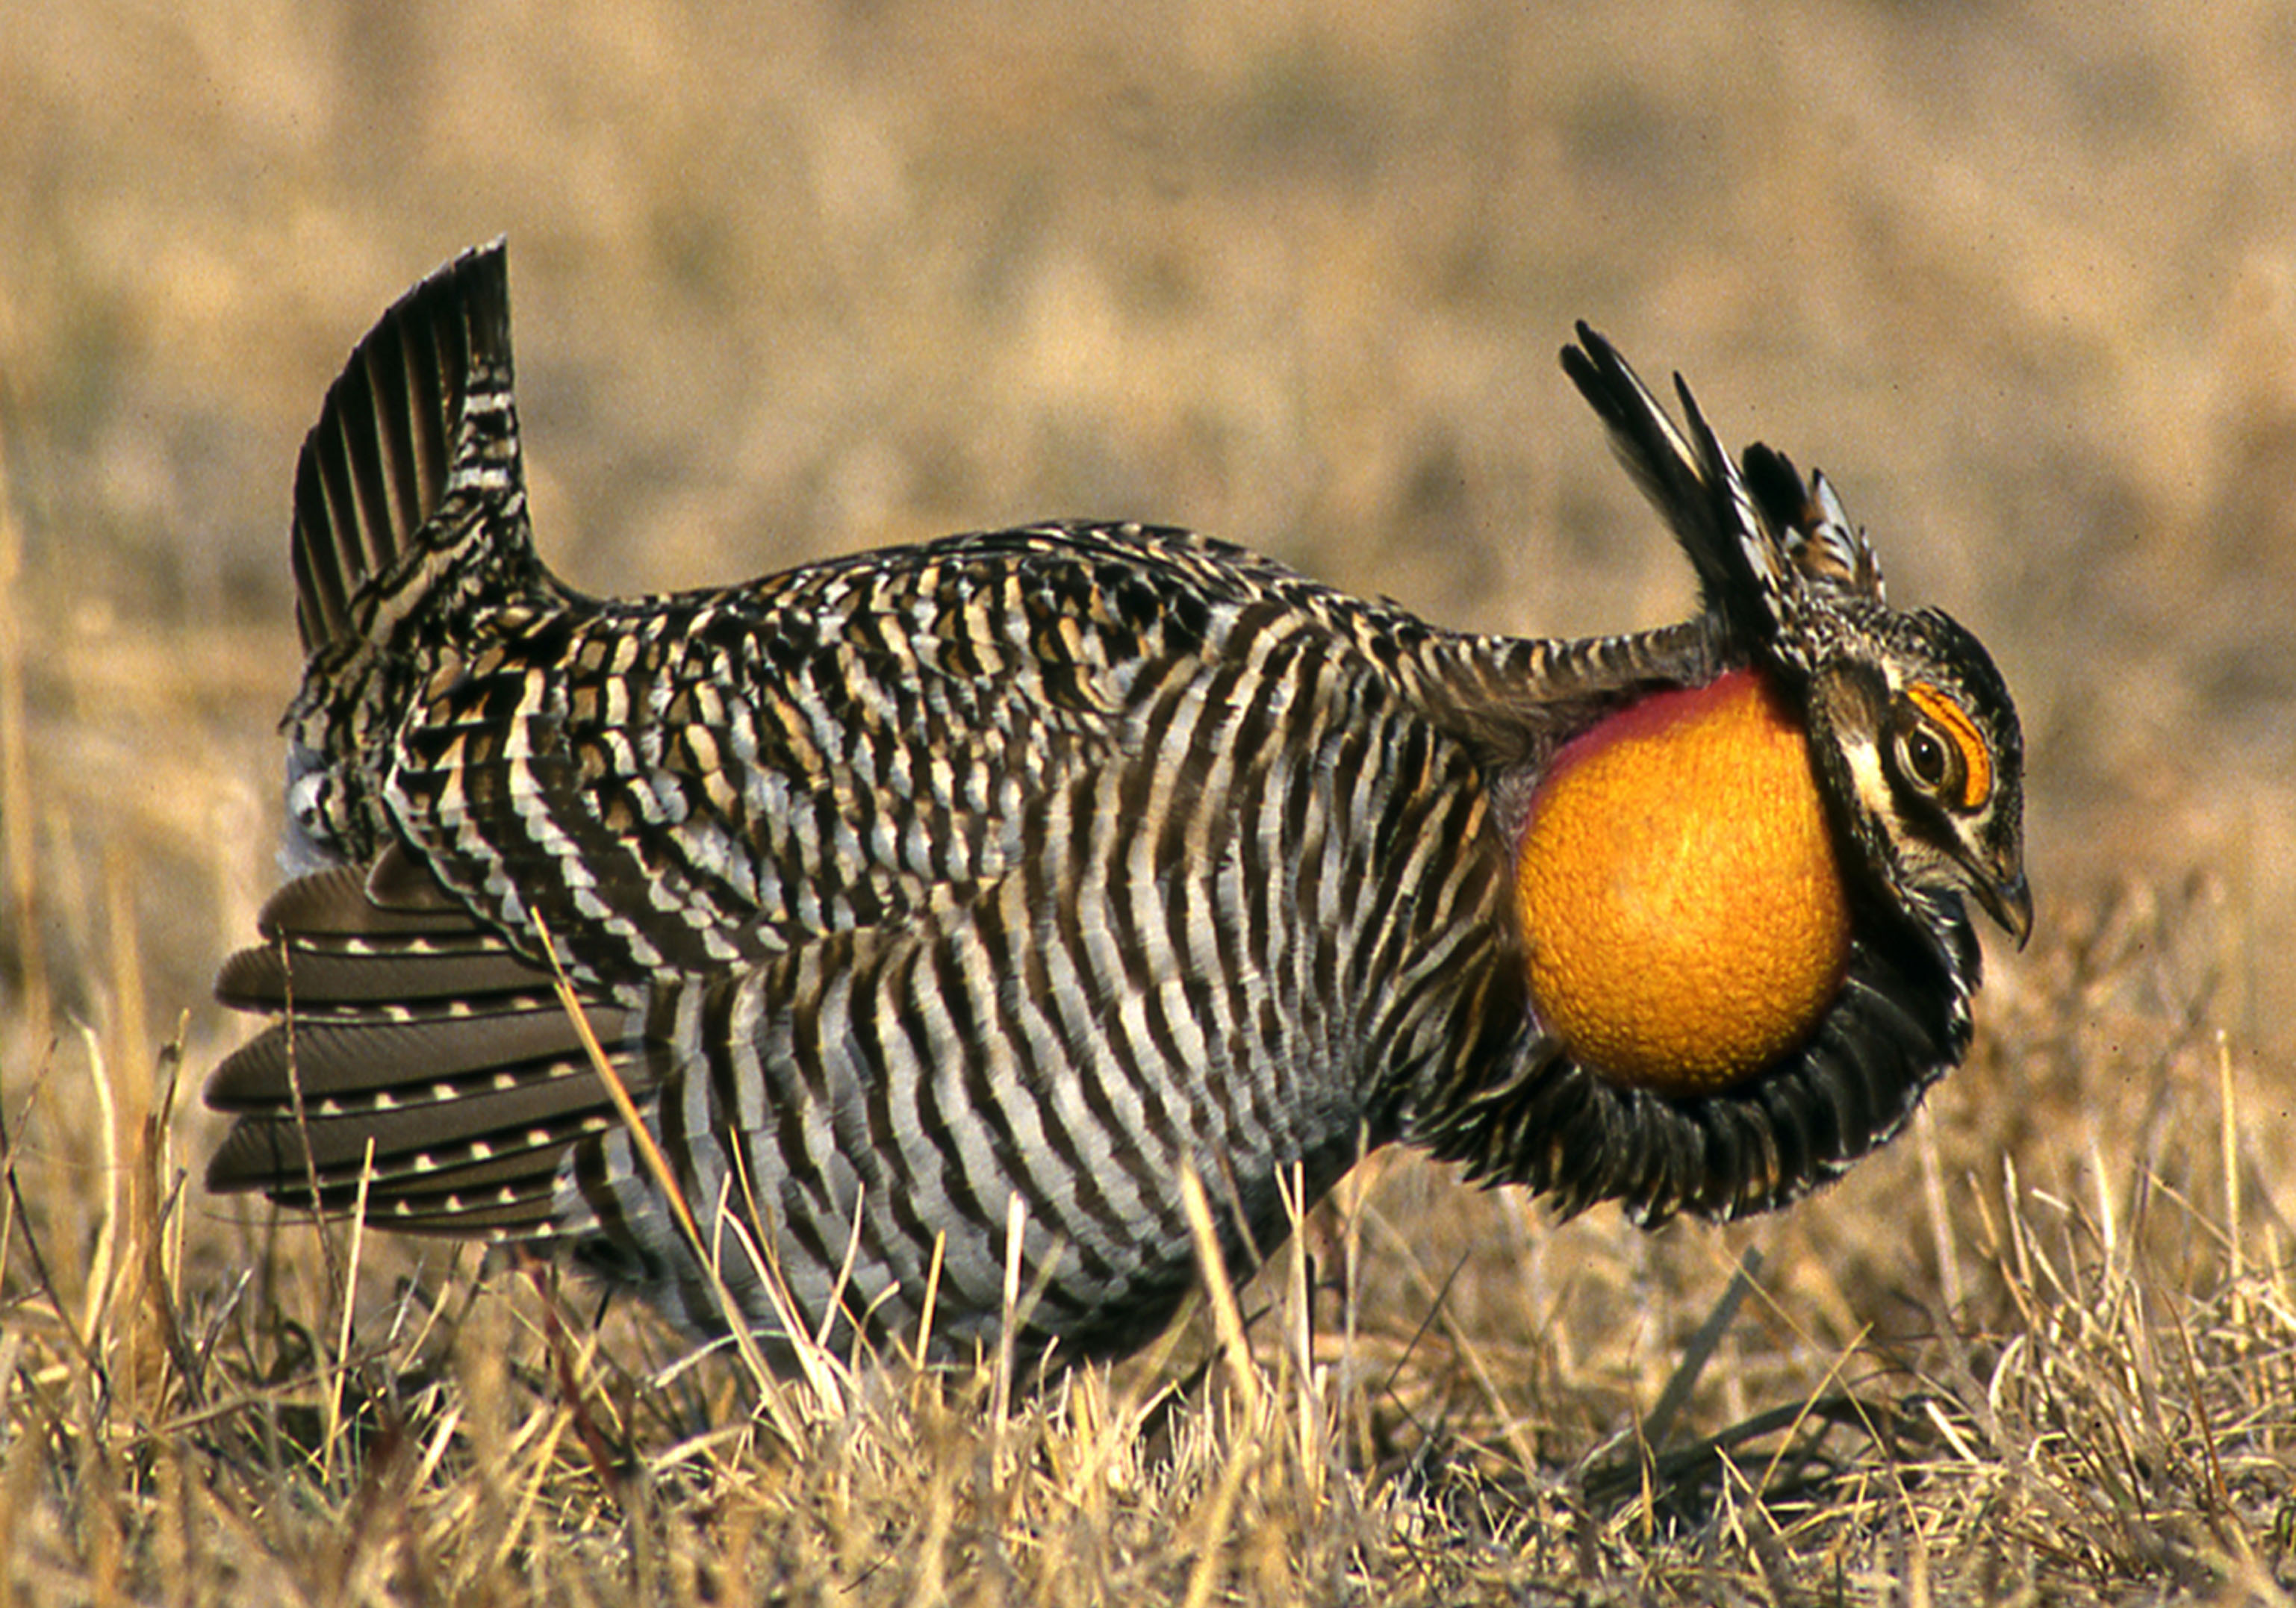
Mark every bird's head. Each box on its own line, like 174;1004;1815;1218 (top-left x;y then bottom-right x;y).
1440;331;2034;1222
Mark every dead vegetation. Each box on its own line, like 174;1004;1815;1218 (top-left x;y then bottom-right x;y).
1;873;2288;1603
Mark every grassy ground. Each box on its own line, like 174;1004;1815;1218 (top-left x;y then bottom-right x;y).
7;0;2296;1601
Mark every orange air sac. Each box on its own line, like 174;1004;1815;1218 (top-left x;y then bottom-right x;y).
1513;668;1852;1095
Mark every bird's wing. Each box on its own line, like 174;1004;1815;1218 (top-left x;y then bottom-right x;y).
374;522;1270;988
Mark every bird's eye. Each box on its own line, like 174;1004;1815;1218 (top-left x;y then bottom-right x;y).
1894;684;1991;811
1903;726;1949;788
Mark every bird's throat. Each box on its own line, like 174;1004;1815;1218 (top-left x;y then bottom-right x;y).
1512;668;1852;1095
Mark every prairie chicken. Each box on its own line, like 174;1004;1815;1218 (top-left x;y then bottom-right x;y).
208;242;2029;1370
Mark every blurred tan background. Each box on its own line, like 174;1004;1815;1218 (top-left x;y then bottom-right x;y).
2;1;2292;1312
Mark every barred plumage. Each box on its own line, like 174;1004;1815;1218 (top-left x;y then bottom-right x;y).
208;242;2029;1369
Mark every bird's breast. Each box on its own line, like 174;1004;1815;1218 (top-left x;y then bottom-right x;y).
1511;667;1850;1094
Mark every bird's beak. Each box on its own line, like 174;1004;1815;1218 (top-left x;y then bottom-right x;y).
1971;863;2033;950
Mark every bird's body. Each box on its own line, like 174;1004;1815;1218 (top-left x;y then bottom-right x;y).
208;243;2029;1370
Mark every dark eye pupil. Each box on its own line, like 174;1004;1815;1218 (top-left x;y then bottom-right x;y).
1908;730;1946;785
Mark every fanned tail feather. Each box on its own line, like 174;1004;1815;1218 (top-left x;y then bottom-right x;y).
208;853;652;1237
289;237;532;658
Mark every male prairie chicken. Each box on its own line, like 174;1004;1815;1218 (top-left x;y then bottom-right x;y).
207;242;2029;1370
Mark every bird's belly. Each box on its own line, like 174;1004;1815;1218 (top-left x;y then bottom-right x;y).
599;957;1366;1368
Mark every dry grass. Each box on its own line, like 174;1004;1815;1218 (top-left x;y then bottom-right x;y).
7;1;2296;1601
2;883;2288;1604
